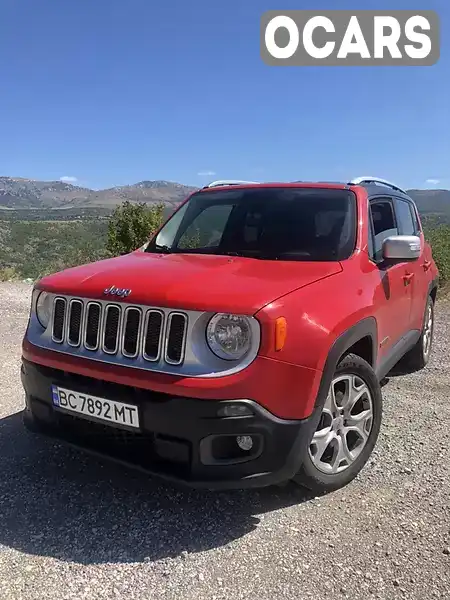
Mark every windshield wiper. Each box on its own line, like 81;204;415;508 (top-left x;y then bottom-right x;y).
217;251;245;257
154;244;173;254
214;250;272;259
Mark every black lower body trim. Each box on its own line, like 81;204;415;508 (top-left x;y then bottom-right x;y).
375;329;421;381
20;359;316;490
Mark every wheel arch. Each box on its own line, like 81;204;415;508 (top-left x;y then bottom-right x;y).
428;277;439;303
314;317;378;412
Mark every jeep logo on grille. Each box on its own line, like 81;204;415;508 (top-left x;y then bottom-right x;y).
103;285;131;298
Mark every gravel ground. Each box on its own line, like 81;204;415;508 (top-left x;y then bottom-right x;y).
0;281;449;600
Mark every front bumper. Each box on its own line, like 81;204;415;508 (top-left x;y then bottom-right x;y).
21;359;316;490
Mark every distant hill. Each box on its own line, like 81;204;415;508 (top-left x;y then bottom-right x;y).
0;177;94;209
1;176;449;220
407;189;450;220
0;177;198;210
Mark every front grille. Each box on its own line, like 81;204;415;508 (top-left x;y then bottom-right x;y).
103;305;121;354
68;300;83;346
143;310;163;361
165;313;188;364
84;302;101;350
52;298;66;343
51;296;188;366
122;307;142;357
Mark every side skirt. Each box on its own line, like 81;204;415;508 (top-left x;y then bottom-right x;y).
375;330;421;381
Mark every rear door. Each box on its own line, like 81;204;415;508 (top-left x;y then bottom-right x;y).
392;196;428;331
368;196;413;359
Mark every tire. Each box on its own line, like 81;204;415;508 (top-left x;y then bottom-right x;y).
292;353;382;494
399;294;435;372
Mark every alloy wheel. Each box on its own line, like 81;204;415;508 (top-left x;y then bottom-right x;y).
308;374;374;475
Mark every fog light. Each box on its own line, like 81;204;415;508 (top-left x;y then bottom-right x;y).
200;433;263;465
236;435;253;451
217;404;253;418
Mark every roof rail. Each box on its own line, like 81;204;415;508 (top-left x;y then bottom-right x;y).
348;176;407;195
204;179;260;188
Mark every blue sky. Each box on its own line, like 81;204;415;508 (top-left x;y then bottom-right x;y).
0;0;449;190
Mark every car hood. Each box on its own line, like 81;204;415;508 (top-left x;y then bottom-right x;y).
37;251;343;314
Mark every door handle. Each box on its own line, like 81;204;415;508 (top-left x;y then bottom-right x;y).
422;260;431;271
403;273;414;286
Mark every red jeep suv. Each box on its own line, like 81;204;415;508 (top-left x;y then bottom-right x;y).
20;177;439;493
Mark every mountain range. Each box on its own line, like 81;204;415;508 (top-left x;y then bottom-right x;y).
1;176;449;219
0;177;197;210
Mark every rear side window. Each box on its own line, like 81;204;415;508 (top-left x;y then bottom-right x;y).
395;198;416;235
369;199;399;261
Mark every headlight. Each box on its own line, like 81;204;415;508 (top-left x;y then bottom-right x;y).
36;291;52;328
206;313;252;361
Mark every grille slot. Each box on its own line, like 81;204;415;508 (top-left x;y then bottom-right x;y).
143;310;164;361
102;305;121;354
67;300;83;346
49;296;188;367
84;302;102;350
52;298;67;343
165;313;188;365
122;307;142;357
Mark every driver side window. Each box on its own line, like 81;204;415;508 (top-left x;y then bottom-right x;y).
369;198;399;262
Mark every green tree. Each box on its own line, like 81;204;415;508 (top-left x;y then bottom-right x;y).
424;223;450;285
106;201;165;256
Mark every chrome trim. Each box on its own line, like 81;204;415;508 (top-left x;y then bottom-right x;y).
66;299;84;347
121;306;143;359
83;302;102;351
164;311;188;366
101;304;122;355
51;297;67;344
31;294;261;378
103;285;132;298
142;309;165;362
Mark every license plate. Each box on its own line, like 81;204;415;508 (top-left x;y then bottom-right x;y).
51;385;140;429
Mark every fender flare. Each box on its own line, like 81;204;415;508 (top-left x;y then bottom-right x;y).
417;277;439;332
428;277;439;300
313;316;378;412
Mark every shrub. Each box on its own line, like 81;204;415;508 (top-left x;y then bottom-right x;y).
424;224;450;285
106;201;165;256
0;266;20;281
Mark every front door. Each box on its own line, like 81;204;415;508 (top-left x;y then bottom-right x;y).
368;197;413;362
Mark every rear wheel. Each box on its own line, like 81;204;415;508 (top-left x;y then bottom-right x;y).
400;295;435;372
293;353;382;494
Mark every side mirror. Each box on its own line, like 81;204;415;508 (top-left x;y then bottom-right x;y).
382;235;421;261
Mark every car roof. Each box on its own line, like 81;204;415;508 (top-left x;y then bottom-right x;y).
200;181;350;191
199;178;413;202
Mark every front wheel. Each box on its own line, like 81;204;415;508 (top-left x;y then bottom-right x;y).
293;353;382;494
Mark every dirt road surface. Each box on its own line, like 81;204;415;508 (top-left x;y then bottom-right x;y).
0;282;449;600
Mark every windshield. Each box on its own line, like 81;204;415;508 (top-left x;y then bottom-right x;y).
146;187;357;261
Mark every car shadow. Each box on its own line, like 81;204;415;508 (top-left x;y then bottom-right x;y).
0;411;314;565
386;360;422;378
